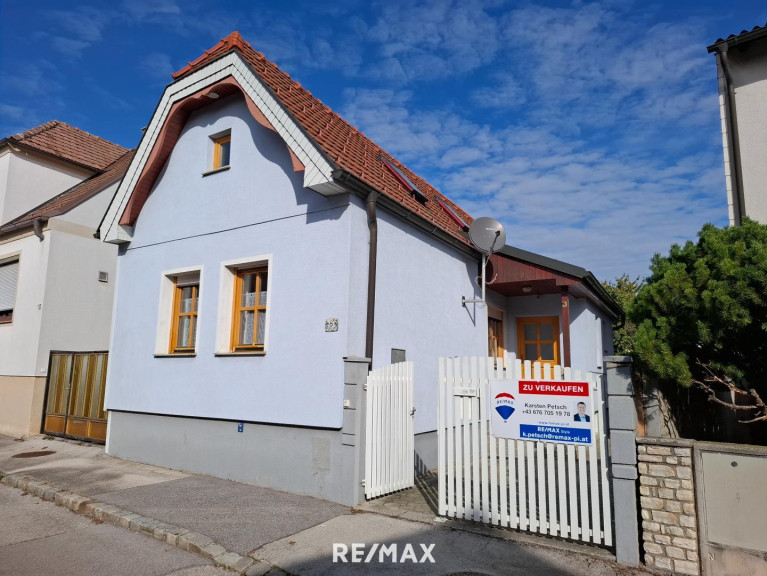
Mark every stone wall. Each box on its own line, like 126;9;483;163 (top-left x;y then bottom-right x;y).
637;437;699;575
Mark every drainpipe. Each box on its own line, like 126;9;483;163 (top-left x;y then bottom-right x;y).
32;218;45;241
365;190;379;364
716;48;745;225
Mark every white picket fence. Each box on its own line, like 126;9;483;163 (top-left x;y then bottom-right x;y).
364;361;415;499
437;355;613;546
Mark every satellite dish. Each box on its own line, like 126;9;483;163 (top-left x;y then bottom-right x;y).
469;217;506;254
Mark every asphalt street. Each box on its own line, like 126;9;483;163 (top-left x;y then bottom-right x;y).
0;484;232;576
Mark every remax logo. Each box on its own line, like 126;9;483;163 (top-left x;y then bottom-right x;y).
494;392;515;421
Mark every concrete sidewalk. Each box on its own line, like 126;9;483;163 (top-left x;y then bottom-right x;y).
0;435;652;576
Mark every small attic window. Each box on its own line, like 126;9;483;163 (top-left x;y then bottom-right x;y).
211;131;231;170
380;156;428;203
436;198;469;231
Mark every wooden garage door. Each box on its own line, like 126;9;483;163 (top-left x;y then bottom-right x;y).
43;352;108;443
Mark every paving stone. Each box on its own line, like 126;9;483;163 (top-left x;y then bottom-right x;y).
82;501;103;517
139;519;162;535
201;542;227;560
164;526;190;546
93;504;122;522
179;532;214;554
214;551;245;570
129;515;153;531
53;491;75;506
119;513;141;528
42;487;58;501
230;556;255;573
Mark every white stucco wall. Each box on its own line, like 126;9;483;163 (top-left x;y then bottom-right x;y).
729;42;767;224
36;229;118;371
105;94;357;429
373;213;486;434
499;292;613;378
0;233;49;376
0;151;92;225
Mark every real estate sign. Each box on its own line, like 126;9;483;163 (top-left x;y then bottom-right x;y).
489;378;594;445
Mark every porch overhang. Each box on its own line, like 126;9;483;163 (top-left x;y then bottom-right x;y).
486;247;622;321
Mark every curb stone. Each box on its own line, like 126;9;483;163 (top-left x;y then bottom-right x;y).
0;472;279;575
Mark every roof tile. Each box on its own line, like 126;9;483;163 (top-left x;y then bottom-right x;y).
6;121;127;172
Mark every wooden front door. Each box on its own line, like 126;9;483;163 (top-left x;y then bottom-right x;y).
42;352;109;443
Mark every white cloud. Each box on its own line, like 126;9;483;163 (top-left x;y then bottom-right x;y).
365;0;501;81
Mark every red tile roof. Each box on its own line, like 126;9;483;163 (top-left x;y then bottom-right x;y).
0;149;134;234
172;32;474;245
3;121;127;172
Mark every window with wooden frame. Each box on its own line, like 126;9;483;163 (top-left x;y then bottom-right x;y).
488;307;505;360
231;267;268;352
517;316;559;365
0;258;19;325
212;133;231;170
169;274;199;354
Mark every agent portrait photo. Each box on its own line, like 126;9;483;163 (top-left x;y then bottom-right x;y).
574;402;591;422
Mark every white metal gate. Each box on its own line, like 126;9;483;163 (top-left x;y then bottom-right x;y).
437;355;613;546
364;361;415;499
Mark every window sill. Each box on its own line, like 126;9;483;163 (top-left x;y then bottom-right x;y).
214;352;266;357
201;165;231;177
154;353;197;358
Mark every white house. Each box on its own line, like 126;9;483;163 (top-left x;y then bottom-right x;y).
709;24;767;225
99;32;619;505
0;121;130;439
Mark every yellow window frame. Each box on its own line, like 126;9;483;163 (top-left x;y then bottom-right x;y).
169;282;199;353
517;316;559;365
231;267;268;352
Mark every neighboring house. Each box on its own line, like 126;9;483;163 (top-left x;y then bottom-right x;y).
709;24;767;225
99;32;619;505
0;121;131;439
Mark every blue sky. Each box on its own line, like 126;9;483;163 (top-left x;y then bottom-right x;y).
1;1;765;281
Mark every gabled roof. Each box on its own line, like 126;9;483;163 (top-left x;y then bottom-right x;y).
169;32;473;245
1;121;127;172
708;23;767;52
0;149;134;235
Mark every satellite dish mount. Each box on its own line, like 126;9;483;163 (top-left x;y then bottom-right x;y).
463;217;506;307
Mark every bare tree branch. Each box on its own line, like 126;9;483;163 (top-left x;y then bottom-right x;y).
693;360;767;423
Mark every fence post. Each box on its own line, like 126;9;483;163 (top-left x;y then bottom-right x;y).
603;355;640;566
342;356;370;505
